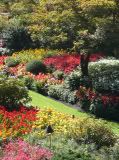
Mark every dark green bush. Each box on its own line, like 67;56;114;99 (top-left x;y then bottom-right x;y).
22;76;34;89
5;57;20;67
2;20;33;52
90;96;119;121
64;70;81;91
34;81;48;95
0;77;31;110
26;60;46;75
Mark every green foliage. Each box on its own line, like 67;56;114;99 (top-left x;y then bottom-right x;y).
22;76;34;89
52;139;93;160
1;0;118;54
90;96;119;121
0;15;8;32
64;69;81;90
10;49;61;63
94;23;119;56
53;70;64;80
2;19;32;52
81;119;116;148
28;0;89;50
33;80;48;95
48;84;78;104
5;57;20;67
48;84;62;100
48;69;83;104
26;133;117;160
89;58;119;94
0;77;31;110
26;60;46;75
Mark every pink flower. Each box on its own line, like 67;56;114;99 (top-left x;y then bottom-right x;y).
1;139;53;160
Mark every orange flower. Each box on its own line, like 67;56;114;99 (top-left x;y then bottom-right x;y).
0;130;2;136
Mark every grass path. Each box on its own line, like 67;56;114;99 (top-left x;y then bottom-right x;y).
29;90;119;135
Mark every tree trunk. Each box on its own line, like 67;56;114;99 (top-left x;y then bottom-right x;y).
80;53;90;76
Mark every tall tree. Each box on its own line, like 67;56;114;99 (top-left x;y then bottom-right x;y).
28;0;90;49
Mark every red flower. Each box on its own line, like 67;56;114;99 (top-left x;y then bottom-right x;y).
43;53;103;73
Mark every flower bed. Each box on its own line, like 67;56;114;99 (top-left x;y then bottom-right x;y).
43;53;103;73
0;106;37;141
26;108;116;149
0;139;53;160
0;56;7;65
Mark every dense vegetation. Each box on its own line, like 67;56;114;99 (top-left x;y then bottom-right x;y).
0;0;119;160
0;0;119;56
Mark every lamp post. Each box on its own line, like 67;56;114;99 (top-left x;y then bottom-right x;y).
46;125;54;149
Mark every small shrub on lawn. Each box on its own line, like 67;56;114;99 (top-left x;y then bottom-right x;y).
0;77;31;110
26;60;46;75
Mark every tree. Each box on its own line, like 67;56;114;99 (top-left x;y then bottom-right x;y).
79;0;119;56
2;19;32;51
28;0;90;49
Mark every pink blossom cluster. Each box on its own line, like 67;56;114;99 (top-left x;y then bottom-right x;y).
1;139;53;160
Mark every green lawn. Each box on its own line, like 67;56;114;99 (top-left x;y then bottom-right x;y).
29;90;119;135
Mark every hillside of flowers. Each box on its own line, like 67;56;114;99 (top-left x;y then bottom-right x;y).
0;0;119;159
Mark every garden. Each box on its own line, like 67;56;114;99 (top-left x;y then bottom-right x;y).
0;0;119;160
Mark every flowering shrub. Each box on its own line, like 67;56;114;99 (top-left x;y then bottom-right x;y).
77;87;119;121
44;53;103;73
0;106;37;140
90;94;119;121
1;139;53;160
